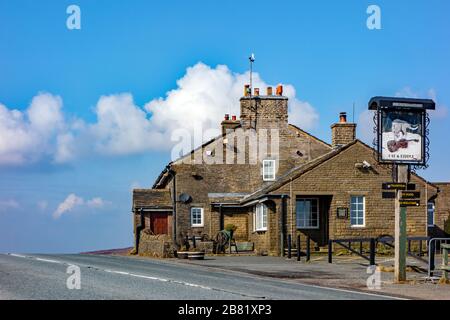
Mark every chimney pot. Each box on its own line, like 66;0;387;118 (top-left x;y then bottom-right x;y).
266;87;273;95
244;84;250;97
224;114;230;121
231;115;237;121
276;85;283;96
339;112;347;123
254;88;260;96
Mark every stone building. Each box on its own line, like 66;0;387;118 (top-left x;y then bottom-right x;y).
132;85;449;256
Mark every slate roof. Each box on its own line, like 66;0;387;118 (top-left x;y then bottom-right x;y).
132;189;172;210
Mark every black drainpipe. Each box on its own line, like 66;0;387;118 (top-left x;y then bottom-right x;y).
168;168;177;248
280;195;287;257
135;208;144;254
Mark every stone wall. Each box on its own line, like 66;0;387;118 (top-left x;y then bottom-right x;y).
138;231;175;258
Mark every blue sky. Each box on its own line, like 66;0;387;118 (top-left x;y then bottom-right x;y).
0;0;449;253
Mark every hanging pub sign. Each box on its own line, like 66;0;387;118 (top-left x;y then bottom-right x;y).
368;97;435;166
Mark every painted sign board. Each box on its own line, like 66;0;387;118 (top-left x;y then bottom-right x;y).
400;191;421;199
382;183;416;191
399;200;420;207
368;97;435;166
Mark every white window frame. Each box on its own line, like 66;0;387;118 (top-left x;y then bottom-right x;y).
254;203;268;231
190;207;204;227
427;201;435;227
296;198;320;229
350;196;365;227
262;159;276;181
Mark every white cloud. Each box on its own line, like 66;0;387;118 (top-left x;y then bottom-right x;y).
53;194;108;219
0;199;19;212
86;197;106;208
145;62;318;142
0;93;69;165
53;193;84;219
0;63;319;165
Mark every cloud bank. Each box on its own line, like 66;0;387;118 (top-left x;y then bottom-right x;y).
0;63;318;166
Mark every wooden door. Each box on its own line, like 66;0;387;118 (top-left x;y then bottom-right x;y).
150;213;168;235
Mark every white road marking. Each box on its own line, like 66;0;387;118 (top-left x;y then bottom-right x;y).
9;253;27;258
35;258;62;264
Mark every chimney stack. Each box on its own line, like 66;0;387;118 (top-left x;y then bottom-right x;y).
331;112;356;148
221;114;240;136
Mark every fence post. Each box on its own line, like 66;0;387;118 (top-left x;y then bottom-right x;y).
430;240;435;276
407;240;411;254
185;235;190;251
370;238;376;266
192;235;196;249
359;241;363;255
306;236;311;262
419;240;422;257
287;234;292;259
297;235;301;262
328;240;333;264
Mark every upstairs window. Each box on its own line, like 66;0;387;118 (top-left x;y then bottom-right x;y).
254;203;268;231
262;160;276;181
427;201;435;226
190;207;204;227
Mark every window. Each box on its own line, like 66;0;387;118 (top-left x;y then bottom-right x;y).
296;198;319;229
254;203;268;231
350;196;365;227
190;207;204;227
262;160;276;181
427;201;435;226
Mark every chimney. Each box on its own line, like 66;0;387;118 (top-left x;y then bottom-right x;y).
276;85;283;96
244;84;250;97
331;112;356;148
221;114;240;135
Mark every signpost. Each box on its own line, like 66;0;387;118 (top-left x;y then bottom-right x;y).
369;97;435;283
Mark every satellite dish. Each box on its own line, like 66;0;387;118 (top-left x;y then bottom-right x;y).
178;193;192;204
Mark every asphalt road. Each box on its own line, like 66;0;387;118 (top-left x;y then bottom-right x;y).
0;253;398;300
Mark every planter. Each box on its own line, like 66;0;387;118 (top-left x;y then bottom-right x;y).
187;251;205;260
